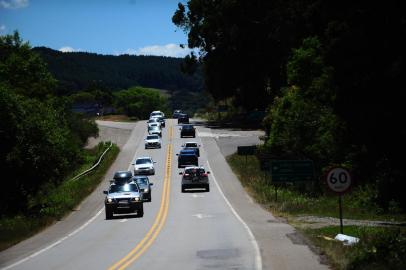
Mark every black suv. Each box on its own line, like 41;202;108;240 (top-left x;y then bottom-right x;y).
177;149;198;168
180;124;195;138
177;113;189;124
111;171;133;185
179;166;210;192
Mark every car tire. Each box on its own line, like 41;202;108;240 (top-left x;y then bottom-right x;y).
206;185;210;192
181;186;185;193
105;208;113;220
147;194;152;202
137;205;144;217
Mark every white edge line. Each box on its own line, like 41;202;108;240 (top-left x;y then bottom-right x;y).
206;160;263;270
1;208;104;270
2;122;146;270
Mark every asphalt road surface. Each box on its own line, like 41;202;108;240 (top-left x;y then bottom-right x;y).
0;119;328;270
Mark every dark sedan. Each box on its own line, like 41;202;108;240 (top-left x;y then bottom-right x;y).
180;124;195;138
133;175;153;202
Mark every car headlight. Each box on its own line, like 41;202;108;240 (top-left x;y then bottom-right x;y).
107;198;113;203
144;188;149;192
131;197;140;202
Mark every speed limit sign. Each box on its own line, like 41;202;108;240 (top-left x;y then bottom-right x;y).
326;167;352;194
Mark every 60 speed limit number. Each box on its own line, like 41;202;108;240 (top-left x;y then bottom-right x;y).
326;167;352;194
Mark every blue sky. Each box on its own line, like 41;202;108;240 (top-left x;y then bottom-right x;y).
0;0;192;57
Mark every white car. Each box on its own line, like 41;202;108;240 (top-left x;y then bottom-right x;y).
150;111;165;119
145;134;162;149
132;157;156;175
148;126;162;137
147;118;161;128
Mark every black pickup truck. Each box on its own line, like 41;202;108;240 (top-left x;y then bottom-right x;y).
176;149;198;168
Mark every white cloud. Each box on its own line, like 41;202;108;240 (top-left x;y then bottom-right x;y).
0;25;6;33
121;43;193;58
59;46;80;53
0;0;29;9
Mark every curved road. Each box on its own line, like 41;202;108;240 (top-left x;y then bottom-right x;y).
0;119;328;270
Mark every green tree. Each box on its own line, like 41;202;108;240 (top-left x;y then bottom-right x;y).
114;86;169;119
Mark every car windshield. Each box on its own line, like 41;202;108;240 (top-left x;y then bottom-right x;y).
136;158;152;165
185;168;205;175
149;126;159;130
181;149;195;154
109;183;138;193
185;143;197;147
134;177;148;185
147;135;159;140
148;119;158;123
183;125;193;130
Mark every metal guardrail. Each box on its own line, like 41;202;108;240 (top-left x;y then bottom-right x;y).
71;141;113;181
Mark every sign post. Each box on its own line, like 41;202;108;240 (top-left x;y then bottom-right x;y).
237;145;257;165
271;160;315;183
326;167;352;234
270;160;315;202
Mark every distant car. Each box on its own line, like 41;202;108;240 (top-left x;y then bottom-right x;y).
182;141;200;157
133;175;153;202
154;116;166;127
148;126;162;137
103;182;144;219
179;166;210;192
132;157;156;175
180;124;195;138
111;170;133;185
147;118;161;128
176;149;198;168
150;111;165;119
145;134;162;149
178;113;189;124
172;110;182;118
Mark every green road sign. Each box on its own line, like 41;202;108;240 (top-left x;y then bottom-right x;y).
237;145;257;155
271;160;315;183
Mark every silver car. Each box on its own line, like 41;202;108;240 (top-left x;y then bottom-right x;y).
145;134;162;149
103;182;144;219
132;157;156;175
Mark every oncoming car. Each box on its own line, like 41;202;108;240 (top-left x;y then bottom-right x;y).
103;182;144;219
145;134;162;149
132;157;156;175
179;166;210;192
110;170;133;185
133;175;153;202
148;126;162;137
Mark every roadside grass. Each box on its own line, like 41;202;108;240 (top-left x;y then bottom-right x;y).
302;225;406;270
227;154;406;221
95;114;137;122
0;142;119;251
227;154;406;269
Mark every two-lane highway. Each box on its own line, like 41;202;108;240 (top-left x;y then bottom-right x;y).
1;119;260;270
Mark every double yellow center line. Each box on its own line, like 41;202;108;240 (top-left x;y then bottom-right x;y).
109;126;173;270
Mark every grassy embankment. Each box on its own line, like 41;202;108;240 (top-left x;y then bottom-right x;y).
227;154;406;270
0;142;119;251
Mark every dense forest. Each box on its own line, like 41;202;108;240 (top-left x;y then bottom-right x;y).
33;47;203;96
0;33;98;215
173;1;406;211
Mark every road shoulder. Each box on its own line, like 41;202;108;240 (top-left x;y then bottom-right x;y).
199;125;329;270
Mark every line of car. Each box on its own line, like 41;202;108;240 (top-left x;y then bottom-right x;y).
175;111;210;193
103;111;165;220
103;110;210;220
